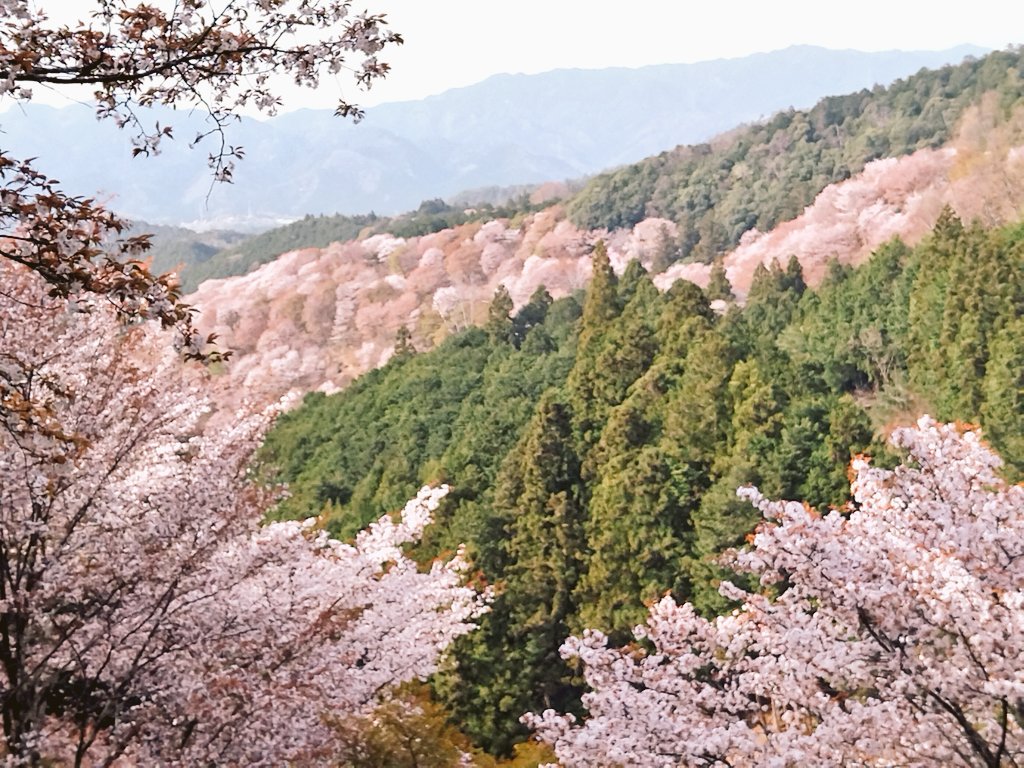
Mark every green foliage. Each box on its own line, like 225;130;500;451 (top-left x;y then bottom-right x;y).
982;315;1024;480
258;328;495;537
511;286;554;348
433;390;588;755
393;325;416;359
649;223;680;274
180;212;378;291
782;240;913;393
562;242;618;447
485;285;515;345
259;291;582;529
905;212;1024;438
382;195;551;240
567;49;1024;263
260;213;1024;756
705;256;734;302
576;372;688;632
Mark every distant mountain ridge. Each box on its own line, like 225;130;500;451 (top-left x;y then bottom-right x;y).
0;45;985;227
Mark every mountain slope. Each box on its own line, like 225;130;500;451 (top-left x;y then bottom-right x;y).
567;47;1024;261
254;211;1023;754
184;48;1024;755
191;50;1024;410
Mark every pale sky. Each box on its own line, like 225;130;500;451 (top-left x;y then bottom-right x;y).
359;1;1022;106
21;0;1024;111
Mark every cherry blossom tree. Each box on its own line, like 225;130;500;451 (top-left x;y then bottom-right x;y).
527;418;1024;767
0;0;402;357
0;261;486;765
0;6;486;763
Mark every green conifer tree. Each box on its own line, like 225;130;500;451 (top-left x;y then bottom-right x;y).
705;256;734;302
907;207;964;402
436;392;585;755
981;315;1024;478
511;286;553;347
393;325;416;359
485;285;515;345
564;241;624;450
685;358;782;615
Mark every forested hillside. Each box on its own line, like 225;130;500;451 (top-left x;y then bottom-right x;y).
164;47;1024;294
568;48;1024;262
187;44;1024;763
11;0;1023;763
259;212;1023;754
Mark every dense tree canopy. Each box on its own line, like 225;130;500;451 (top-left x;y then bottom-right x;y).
262;213;1024;754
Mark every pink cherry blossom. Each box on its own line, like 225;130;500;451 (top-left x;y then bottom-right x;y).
0;262;487;765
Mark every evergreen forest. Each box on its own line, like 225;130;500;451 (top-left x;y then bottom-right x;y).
259;210;1024;756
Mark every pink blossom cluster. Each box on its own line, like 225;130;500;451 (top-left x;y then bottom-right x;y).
189;211;595;407
0;262;487;765
528;418;1024;767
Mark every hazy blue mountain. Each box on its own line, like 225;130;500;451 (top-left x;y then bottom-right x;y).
0;45;986;227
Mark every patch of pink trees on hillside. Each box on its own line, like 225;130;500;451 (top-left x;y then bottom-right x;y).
189;212;596;404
